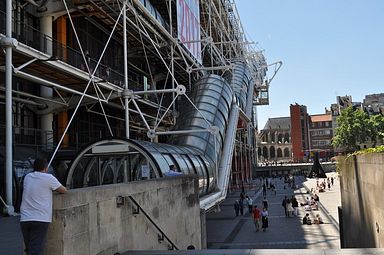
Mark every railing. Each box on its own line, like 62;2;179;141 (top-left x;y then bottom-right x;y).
128;196;179;250
0;124;55;152
0;123;126;154
0;9;159;94
0;10;126;87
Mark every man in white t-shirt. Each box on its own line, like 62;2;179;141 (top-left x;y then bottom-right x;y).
20;158;67;255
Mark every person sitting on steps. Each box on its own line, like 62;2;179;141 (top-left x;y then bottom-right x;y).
302;213;312;225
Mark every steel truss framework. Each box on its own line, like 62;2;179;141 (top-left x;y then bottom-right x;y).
0;0;281;212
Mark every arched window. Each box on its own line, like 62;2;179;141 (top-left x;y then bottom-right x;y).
270;146;275;158
257;147;262;156
277;148;283;157
284;133;290;143
284;148;290;157
262;147;268;159
271;132;276;143
278;134;283;143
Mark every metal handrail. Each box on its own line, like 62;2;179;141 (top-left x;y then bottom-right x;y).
128;196;179;250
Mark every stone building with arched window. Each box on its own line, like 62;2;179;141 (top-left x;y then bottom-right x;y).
257;117;292;164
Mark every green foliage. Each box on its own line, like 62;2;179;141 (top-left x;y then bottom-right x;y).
347;145;384;158
353;145;384;155
369;114;384;144
332;107;384;151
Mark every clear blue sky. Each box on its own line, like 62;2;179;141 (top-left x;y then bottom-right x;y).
236;0;384;129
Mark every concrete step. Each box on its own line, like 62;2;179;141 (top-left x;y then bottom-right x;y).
124;248;384;255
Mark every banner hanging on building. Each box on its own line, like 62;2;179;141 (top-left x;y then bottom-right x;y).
177;0;202;64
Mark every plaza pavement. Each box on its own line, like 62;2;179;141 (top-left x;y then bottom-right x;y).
302;172;341;226
206;174;341;249
0;173;342;254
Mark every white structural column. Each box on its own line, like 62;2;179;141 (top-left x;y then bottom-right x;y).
123;2;130;139
40;15;54;149
3;0;15;211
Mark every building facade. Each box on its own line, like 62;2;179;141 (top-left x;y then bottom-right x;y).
0;0;271;212
257;117;292;164
309;113;333;161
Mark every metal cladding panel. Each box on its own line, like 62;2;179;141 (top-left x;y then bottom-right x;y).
171;74;233;165
131;141;211;194
66;63;256;197
225;62;253;112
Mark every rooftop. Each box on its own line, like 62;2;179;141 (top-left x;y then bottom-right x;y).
263;117;291;130
310;114;331;122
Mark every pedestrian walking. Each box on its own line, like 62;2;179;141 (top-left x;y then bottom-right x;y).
261;207;269;231
252;205;261;231
291;196;299;216
20;158;67;255
262;183;267;197
286;198;294;217
270;183;276;196
239;199;244;215
246;196;253;214
282;196;288;217
262;196;268;209
331;176;334;186
240;191;245;202
234;200;240;216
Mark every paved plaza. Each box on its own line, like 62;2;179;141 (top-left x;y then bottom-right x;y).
206;174;341;249
1;173;342;254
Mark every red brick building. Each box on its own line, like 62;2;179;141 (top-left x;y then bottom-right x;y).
290;104;310;162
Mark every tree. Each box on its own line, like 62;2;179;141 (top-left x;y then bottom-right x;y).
332;107;372;151
369;114;384;146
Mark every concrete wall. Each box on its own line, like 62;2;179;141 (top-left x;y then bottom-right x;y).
254;162;336;177
46;176;201;254
339;153;384;248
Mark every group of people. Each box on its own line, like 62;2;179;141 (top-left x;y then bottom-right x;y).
316;176;335;192
252;205;269;232
303;213;323;225
300;195;319;211
234;194;254;216
234;192;269;232
261;177;277;196
233;173;330;233
281;196;299;217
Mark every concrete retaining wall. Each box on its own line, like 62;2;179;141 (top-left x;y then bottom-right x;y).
46;176;201;254
254;162;336;177
339;153;384;248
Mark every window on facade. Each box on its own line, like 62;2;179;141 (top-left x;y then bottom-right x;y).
284;148;290;157
278;134;283;143
277;148;282;158
270;146;276;158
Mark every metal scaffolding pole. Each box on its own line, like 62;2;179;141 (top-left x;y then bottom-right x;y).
124;2;130;139
4;0;15;214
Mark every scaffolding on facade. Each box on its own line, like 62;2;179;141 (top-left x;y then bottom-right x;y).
0;0;280;213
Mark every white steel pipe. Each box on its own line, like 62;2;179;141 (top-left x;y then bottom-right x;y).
123;2;130;139
5;0;14;211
